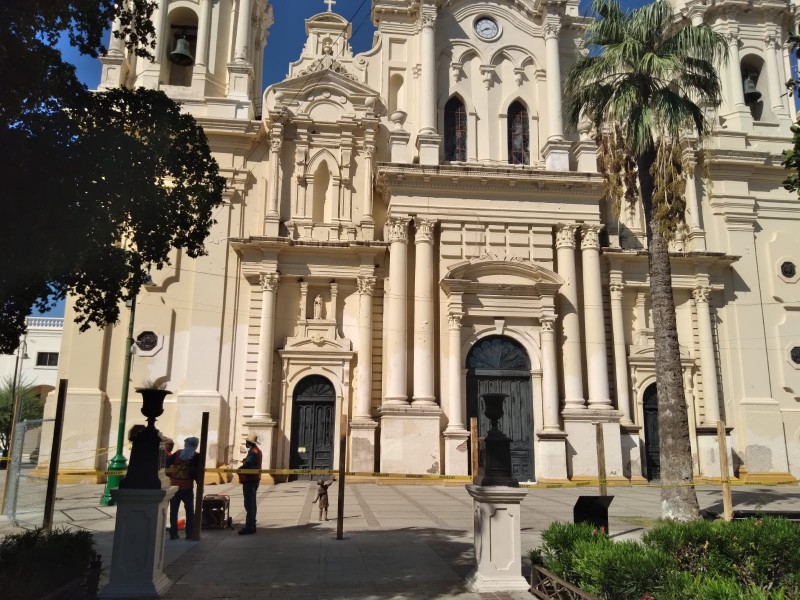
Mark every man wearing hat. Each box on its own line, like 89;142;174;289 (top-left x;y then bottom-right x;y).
165;436;200;540
238;433;262;535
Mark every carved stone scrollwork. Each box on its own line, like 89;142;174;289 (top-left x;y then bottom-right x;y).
545;20;561;39
363;144;375;159
260;272;280;292
609;281;624;300
555;223;578;249
357;275;376;296
725;31;741;48
580;224;601;250
270;139;282;153
448;313;463;330
387;217;410;244
419;14;436;29
540;314;556;332
692;286;711;304
764;33;779;50
415;219;436;243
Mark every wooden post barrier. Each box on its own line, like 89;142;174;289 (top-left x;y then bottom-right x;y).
595;423;608;497
717;421;733;522
43;379;68;531
336;413;347;540
191;412;209;540
470;417;479;482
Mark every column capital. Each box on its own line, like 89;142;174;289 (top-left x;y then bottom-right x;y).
540;313;557;332
363;144;375;159
609;281;624;299
555;223;578;249
544;18;562;40
419;9;437;29
387;217;411;243
415;218;437;243
357;275;376;296
259;272;280;292
692;286;711;304
764;32;779;49
270;137;282;153
725;30;741;47
448;313;463;330
580;224;602;250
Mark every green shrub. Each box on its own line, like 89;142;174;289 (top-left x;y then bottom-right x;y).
540;521;610;581
0;527;95;600
682;574;787;600
570;539;674;600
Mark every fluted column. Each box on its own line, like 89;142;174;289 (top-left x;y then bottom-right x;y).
153;0;167;60
540;314;560;431
384;217;411;405
267;134;282;219
234;0;253;62
764;33;789;118
556;224;585;409
253;272;279;419
581;225;612;408
412;219;437;407
727;32;745;109
446;314;465;430
355;276;376;420
195;0;213;68
419;11;437;134
693;287;721;423
544;17;564;141
609;282;633;424
362;144;375;220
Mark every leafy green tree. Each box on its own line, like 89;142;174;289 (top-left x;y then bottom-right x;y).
0;377;44;464
0;1;226;353
564;0;727;520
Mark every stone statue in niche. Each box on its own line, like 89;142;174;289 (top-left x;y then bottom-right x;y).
313;294;323;320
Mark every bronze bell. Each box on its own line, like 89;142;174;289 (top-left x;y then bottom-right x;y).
169;36;194;66
743;74;762;105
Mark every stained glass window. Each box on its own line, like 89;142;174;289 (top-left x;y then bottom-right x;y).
508;101;530;165
444;97;467;162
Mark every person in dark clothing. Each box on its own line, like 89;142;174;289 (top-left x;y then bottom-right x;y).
238;433;262;535
166;436;200;540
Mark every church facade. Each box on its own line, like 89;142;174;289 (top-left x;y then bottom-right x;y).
47;0;800;484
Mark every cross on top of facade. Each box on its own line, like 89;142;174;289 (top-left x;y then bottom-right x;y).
324;0;336;12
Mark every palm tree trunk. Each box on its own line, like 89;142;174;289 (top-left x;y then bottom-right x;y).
637;148;700;521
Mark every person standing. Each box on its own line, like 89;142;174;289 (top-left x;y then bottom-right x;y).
238;433;262;535
312;478;334;521
166;436;200;540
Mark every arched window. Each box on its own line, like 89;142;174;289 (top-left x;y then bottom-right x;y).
444;97;467;162
507;101;529;164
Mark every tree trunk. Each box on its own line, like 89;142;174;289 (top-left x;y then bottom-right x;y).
637;149;700;521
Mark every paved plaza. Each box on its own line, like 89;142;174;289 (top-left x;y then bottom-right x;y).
1;476;799;599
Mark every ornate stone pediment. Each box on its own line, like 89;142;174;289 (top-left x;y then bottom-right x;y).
442;259;564;291
283;319;352;353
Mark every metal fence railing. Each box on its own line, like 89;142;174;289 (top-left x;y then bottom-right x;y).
3;418;52;528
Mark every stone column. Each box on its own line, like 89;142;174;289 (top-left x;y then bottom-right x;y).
764;33;789;119
683;151;706;251
362;144;375;222
412;219;437;407
581;225;612;408
253;272;279;419
723;30;753;129
542;15;570;171
298;280;308;320
416;9;441;165
556;224;585;410
265;133;282;236
540;313;560;431
351;275;378;473
446;314;465;430
384;218;410;405
195;0;213;68
693;286;720;424
234;0;252;62
609;282;633;424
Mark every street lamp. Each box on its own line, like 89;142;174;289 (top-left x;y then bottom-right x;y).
100;295;138;506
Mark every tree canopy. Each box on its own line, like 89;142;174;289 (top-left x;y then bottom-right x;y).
0;1;226;353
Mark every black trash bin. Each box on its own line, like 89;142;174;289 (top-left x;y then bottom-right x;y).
573;495;614;532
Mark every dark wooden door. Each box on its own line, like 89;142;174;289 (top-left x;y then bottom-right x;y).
290;375;335;480
466;336;535;482
643;383;660;481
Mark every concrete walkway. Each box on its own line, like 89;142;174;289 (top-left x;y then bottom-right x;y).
2;477;799;599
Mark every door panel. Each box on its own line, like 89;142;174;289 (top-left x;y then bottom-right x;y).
643;384;660;480
290;376;335;480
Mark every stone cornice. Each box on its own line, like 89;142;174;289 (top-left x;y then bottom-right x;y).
376;163;604;196
195;117;262;137
602;248;739;267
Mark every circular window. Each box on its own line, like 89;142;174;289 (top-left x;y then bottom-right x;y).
136;331;159;352
781;261;796;279
792;346;800;365
474;16;500;40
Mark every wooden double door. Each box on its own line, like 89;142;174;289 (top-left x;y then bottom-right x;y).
643;383;661;480
289;375;335;480
466;336;535;482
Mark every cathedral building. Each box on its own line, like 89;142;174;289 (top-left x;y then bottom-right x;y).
46;0;800;485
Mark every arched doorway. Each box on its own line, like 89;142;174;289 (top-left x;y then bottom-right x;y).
290;375;335;480
643;383;660;480
466;336;535;481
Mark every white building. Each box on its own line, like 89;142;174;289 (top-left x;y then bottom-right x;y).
0;317;63;402
48;0;800;485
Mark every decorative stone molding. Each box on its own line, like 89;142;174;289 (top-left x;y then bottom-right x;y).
480;65;496;90
545;20;561;39
357;275;376;296
419;13;436;30
609;281;624;300
387;217;410;244
540;314;556;332
779;259;799;283
513;67;525;87
415;219;437;243
580;224;601;250
692;286;711;304
363;144;375;159
555;224;578;249
451;61;463;83
260;272;280;291
448;314;463;330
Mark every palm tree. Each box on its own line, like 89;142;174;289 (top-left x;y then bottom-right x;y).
564;0;727;520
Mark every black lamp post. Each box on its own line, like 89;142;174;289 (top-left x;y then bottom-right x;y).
474;393;518;487
118;388;170;490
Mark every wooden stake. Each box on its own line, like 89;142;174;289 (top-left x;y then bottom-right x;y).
336;413;347;540
43;379;68;531
1;394;24;515
595;423;607;497
717;421;733;522
191;412;209;540
470;417;479;482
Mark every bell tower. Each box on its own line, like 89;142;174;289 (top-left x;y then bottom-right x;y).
99;0;273;120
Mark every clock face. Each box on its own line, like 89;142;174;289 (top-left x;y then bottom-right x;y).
474;17;499;40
